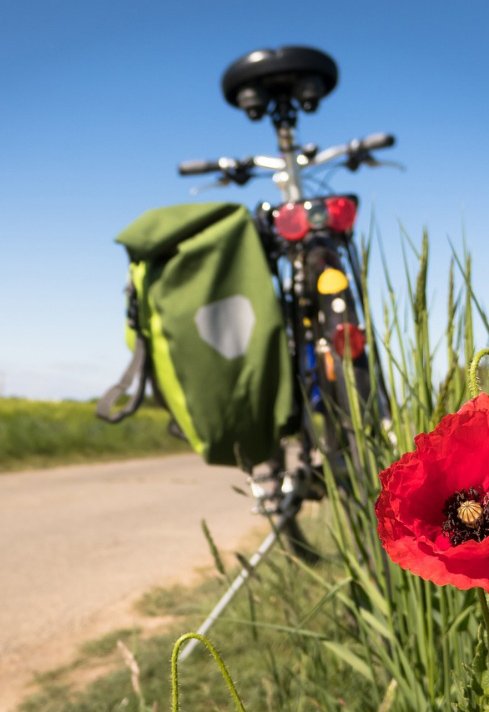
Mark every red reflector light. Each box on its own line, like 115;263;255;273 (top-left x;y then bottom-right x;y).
333;323;366;359
274;203;309;241
325;197;357;232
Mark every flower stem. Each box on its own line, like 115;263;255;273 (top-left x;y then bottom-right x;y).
170;632;247;712
440;588;451;706
468;348;489;398
477;589;489;643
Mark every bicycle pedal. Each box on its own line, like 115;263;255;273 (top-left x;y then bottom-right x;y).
283;465;327;502
249;480;278;499
251;502;280;516
248;472;280;484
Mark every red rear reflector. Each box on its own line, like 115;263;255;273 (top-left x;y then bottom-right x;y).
325;197;357;232
274;203;309;241
333;323;365;359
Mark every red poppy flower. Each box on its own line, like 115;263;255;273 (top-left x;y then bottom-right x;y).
375;393;489;591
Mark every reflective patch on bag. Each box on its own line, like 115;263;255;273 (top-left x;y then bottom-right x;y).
195;295;256;359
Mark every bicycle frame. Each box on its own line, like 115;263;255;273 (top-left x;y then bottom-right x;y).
175;45;398;659
177;43;399;527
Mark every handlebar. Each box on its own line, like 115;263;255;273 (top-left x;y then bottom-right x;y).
178;131;396;183
311;132;395;166
178;160;223;176
351;133;395;152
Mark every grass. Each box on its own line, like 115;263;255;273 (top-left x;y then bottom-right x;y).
0;398;189;472
135;580;223;618
78;629;143;659
18;513;371;712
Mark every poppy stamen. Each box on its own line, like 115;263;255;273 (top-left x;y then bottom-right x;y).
442;487;489;546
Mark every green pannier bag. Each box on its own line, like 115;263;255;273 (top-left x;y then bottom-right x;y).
97;202;294;467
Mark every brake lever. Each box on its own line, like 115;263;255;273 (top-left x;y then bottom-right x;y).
224;166;254;186
344;150;374;171
189;166;254;195
343;151;406;172
363;157;406;171
372;159;406;171
190;175;231;195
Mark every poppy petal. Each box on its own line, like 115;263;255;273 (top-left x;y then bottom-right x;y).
376;395;489;590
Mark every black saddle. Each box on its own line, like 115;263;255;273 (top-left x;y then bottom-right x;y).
221;46;338;120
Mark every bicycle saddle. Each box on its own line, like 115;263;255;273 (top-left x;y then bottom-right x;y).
221;46;338;119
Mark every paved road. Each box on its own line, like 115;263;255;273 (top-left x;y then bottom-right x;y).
0;455;263;710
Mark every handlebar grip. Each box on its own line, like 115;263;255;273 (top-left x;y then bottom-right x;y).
355;133;396;151
178;160;222;175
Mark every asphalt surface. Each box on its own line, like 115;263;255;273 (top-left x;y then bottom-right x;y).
0;455;263;710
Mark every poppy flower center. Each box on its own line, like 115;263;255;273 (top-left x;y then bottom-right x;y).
442;488;489;546
457;500;483;527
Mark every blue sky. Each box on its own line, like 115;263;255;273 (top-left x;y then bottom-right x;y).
1;0;488;400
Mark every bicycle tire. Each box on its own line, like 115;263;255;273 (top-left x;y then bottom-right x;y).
309;248;374;488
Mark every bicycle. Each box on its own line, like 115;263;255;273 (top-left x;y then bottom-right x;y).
177;46;395;563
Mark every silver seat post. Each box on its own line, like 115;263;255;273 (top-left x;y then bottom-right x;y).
276;125;304;202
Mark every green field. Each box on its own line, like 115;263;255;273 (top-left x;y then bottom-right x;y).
0;398;189;472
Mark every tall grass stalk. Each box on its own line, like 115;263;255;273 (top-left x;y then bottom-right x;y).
305;233;486;709
171;633;246;712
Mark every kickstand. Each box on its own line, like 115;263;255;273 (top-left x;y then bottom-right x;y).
178;514;290;662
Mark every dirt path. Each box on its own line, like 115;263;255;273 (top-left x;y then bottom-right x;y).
0;455;265;711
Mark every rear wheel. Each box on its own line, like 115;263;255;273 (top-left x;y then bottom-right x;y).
323;350;371;480
309;253;374;491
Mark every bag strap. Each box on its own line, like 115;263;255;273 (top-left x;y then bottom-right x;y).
96;335;149;423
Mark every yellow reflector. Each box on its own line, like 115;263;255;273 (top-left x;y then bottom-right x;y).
317;268;348;295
